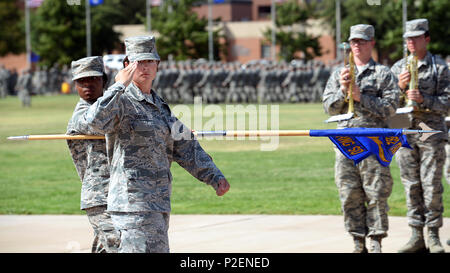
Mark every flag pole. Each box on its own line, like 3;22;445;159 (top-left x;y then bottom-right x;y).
271;0;276;62
146;0;152;32
7;134;106;140
7;127;442;141
208;0;214;61
25;0;32;69
85;0;92;56
335;0;341;61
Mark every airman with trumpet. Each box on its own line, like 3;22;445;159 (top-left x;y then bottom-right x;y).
391;18;449;253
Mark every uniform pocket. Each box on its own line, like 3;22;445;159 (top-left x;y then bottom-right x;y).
130;119;155;144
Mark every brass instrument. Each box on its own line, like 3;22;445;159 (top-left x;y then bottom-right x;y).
406;52;419;108
396;52;419;114
325;43;355;123
345;50;356;117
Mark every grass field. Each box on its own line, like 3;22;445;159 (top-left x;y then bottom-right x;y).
0;94;449;216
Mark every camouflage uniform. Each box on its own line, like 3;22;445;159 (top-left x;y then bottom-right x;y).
73;36;226;253
322;25;399;251
390;19;449;235
16;69;32;107
0;65;8;98
67;56;120;253
446;130;450;185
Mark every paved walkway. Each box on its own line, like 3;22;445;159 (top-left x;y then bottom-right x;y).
0;215;449;253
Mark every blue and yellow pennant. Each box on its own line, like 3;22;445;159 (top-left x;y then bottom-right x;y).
310;128;412;167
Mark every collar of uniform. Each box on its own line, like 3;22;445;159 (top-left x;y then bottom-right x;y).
355;58;376;75
417;51;432;68
126;82;155;105
80;97;94;105
126;82;145;102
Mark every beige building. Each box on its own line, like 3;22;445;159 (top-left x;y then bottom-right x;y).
114;0;336;64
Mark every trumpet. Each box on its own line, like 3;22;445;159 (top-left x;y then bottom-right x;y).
345;50;356;117
325;42;356;123
396;52;419;114
406;52;419;108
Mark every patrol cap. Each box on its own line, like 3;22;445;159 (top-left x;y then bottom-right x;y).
348;24;375;41
403;18;429;38
125;36;160;62
71;56;104;81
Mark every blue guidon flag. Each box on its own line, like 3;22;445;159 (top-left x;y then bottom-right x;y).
310;128;412;167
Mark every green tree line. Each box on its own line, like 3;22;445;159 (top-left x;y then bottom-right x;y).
0;0;448;66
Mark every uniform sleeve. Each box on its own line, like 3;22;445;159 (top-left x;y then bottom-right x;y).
72;82;126;135
359;67;399;118
171;120;225;190
421;60;449;115
322;67;347;116
66;102;90;135
390;60;403;86
66;139;87;182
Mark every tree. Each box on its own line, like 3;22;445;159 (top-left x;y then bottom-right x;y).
101;0;147;25
263;0;322;61
319;0;450;64
0;0;25;56
148;0;226;60
31;0;121;66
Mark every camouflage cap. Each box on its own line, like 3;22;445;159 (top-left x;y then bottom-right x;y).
348;24;375;41
71;56;104;81
125;36;160;62
403;18;428;38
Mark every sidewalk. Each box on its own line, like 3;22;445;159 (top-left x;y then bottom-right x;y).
0;215;449;253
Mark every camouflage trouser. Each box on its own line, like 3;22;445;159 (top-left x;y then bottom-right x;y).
18;90;31;107
0;84;7;98
110;211;170;253
335;149;393;239
85;205;120;253
445;143;450;185
395;138;445;228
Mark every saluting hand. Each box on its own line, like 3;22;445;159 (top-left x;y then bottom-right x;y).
115;61;138;87
216;178;230;196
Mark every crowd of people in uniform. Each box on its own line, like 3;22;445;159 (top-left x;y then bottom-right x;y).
0;64;72;107
0;59;336;106
149;59;333;104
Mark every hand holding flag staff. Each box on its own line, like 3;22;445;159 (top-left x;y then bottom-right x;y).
7;123;441;167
